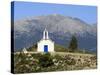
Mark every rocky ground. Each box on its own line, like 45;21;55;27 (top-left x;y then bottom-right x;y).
13;52;97;73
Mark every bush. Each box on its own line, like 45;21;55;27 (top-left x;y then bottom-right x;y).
65;56;76;65
31;53;42;59
38;53;54;67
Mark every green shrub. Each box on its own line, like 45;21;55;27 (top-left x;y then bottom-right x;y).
31;53;42;59
38;53;54;67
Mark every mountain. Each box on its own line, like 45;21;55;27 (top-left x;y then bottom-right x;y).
13;14;97;52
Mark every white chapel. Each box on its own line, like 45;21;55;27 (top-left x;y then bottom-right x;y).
37;28;54;52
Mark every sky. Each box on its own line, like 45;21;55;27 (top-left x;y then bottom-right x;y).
12;1;97;24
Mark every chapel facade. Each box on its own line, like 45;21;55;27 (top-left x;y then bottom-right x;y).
37;28;54;52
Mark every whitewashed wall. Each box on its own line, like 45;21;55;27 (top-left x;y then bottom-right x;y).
37;39;54;52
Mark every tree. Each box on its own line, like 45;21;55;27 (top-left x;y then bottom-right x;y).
68;35;78;52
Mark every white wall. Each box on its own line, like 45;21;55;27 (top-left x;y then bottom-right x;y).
37;39;54;52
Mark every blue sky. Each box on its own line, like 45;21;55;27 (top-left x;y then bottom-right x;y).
13;1;97;24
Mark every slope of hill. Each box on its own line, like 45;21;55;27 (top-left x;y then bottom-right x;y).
16;43;95;55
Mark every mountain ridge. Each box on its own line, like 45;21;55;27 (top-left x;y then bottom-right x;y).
13;14;97;52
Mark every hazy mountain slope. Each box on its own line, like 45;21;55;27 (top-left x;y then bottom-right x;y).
13;14;97;52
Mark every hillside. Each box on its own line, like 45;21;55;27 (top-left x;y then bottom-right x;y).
16;43;96;55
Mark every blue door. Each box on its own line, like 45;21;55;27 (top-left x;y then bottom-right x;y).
44;45;48;52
